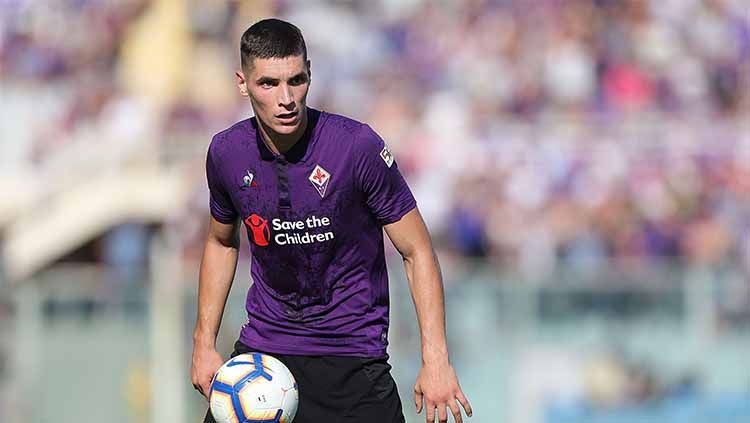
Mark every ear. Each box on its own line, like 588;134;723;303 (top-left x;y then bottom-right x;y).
236;70;249;97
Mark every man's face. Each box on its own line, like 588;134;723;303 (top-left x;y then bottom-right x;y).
238;55;311;136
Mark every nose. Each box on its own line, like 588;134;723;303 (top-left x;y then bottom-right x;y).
278;85;295;110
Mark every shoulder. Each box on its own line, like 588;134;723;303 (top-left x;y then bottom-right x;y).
319;110;365;137
208;118;255;160
318;110;383;153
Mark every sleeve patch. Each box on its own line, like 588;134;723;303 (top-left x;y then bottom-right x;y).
380;145;394;168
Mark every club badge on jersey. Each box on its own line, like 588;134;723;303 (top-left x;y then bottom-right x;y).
308;164;331;198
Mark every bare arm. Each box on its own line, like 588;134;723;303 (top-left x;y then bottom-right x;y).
191;215;240;398
384;208;472;423
384;208;448;365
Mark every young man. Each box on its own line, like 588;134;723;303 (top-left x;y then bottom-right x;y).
191;18;472;423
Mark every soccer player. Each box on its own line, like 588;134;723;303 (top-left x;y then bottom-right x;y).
191;18;473;423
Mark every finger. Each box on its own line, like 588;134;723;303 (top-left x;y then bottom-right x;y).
426;401;435;423
449;399;463;423
201;381;211;399
457;389;473;417
438;403;448;423
414;386;424;414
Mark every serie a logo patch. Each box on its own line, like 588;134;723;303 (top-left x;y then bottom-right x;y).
380;145;394;168
308;164;331;198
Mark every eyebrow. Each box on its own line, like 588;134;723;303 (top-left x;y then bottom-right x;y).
255;72;308;84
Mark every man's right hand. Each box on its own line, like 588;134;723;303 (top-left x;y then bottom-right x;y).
191;346;225;400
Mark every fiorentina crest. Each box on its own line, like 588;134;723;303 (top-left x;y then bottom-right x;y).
308;164;331;198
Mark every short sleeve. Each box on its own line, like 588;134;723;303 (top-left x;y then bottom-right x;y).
206;141;238;223
354;125;417;225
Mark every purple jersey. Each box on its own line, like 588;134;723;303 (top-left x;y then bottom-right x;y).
206;109;416;357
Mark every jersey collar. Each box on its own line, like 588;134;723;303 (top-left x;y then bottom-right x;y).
253;108;321;163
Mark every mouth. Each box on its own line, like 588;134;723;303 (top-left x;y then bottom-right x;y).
276;111;299;121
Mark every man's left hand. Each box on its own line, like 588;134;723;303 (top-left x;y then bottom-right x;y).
414;359;473;423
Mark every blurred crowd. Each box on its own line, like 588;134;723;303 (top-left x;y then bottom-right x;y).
581;350;698;409
2;0;748;274
540;348;735;423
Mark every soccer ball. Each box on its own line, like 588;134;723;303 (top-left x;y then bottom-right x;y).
209;353;299;423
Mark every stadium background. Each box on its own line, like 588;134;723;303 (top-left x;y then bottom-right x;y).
0;0;748;422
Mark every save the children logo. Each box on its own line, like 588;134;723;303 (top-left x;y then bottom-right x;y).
244;213;335;247
245;214;270;246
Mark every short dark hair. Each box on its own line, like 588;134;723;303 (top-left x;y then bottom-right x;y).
240;18;307;71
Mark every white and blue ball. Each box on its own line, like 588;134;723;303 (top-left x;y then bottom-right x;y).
209;353;298;423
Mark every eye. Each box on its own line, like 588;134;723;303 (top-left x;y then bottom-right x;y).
289;76;308;86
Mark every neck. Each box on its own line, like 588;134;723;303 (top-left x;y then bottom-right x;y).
258;109;309;155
